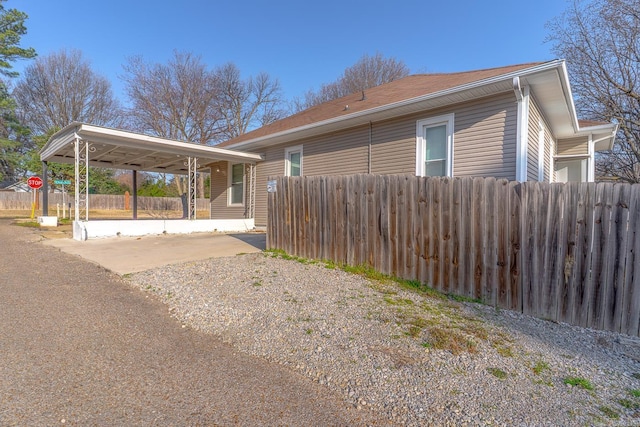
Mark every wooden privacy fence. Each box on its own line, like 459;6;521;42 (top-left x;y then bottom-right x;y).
0;192;209;211
267;175;640;337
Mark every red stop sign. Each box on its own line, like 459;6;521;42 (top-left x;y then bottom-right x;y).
27;176;43;189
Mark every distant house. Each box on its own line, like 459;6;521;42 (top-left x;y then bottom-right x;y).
0;181;31;192
207;60;617;227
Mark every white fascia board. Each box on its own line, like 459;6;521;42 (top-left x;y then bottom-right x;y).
557;61;581;133
576;123;619;151
225;61;568;151
77;124;263;162
40;123;81;161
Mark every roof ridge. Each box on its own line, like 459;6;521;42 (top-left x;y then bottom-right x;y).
407;61;553;78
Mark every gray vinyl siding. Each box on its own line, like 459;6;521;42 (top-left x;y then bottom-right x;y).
242;92;520;226
370;119;416;174
557;137;589;156
254;148;284;226
371;92;518;177
209;161;247;220
301;126;370;176
453;93;517;179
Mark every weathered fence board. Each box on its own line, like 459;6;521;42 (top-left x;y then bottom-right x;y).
267;174;640;336
0;192;208;211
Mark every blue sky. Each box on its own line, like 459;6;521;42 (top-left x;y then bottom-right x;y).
12;0;570;104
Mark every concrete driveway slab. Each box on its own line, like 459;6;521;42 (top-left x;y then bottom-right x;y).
42;232;266;275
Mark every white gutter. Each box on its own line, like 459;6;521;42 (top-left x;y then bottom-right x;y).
226;60;568;151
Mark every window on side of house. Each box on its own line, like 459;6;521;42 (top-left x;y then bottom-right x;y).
285;145;303;176
228;163;244;206
554;158;588;182
415;114;454;177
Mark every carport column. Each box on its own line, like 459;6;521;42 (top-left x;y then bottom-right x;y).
132;170;138;220
42;161;49;216
247;163;256;219
187;156;198;220
74;134;91;222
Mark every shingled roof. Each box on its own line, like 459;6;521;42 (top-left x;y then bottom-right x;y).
218;61;547;148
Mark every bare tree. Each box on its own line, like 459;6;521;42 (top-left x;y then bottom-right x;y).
214;62;286;140
122;51;221;144
122;51;225;196
547;0;640;182
13;49;122;134
298;52;410;110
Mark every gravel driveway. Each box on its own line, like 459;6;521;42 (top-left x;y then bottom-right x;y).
0;220;384;426
131;251;640;426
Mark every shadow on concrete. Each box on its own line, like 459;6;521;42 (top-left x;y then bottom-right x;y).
229;233;266;250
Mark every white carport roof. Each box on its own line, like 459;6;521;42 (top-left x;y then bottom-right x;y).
40;122;263;173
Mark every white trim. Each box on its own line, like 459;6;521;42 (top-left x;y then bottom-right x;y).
515;83;530;181
415;113;455;177
549;138;556;182
42;122;263;164
284;145;303;176
587;133;595;182
537;119;545;182
227;162;245;207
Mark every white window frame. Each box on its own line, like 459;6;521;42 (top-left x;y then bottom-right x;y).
415;113;455;177
227;162;245;207
284;145;303;176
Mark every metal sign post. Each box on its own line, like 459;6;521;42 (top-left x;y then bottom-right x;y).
54;179;71;219
27;176;43;219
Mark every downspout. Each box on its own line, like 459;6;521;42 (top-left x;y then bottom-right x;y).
587;133;595;182
368;121;372;174
513;77;530;182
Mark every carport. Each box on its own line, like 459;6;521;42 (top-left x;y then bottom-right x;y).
40;122;263;240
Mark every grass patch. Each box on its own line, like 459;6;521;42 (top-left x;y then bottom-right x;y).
14;220;39;228
618;398;639;409
598;406;619;420
383;296;414;306
495;345;514;357
563;376;594;391
532;360;550;376
487;367;508;379
629;389;640;398
427;327;477;354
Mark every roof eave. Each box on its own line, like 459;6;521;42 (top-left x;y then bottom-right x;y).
40;122;264;169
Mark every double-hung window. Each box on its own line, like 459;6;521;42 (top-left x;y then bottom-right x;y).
415;114;454;177
285;145;303;176
228;163;244;206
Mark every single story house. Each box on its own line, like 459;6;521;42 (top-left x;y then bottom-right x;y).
209;59;618;227
0;181;31;192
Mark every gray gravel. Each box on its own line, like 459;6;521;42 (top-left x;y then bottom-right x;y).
127;254;640;426
129;252;640;426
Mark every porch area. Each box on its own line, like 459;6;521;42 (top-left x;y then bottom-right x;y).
39;122;263;240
